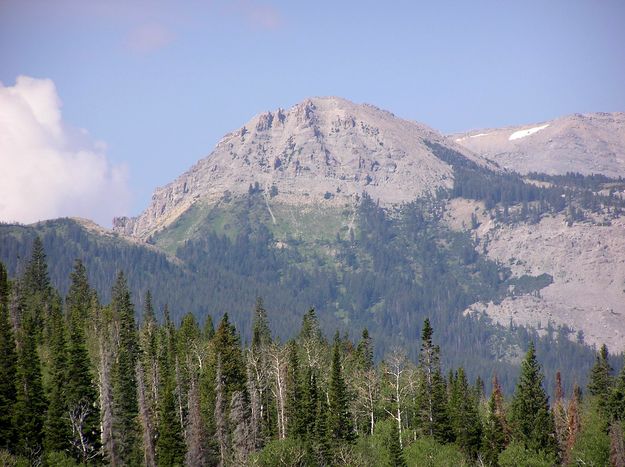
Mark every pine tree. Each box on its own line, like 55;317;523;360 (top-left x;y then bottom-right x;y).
65;260;100;463
214;313;247;403
110;272;141;465
610;362;625;423
509;342;557;456
449;367;482;458
13;312;47;459
328;332;355;445
44;296;71;454
356;328;374;371
156;306;185;467
286;341;305;439
22;236;50;296
0;262;17;451
481;375;508;466
387;418;407;467
588;343;613;414
416;319;452;443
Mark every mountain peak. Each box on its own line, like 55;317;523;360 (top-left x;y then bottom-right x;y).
113;98;480;239
452;111;625;176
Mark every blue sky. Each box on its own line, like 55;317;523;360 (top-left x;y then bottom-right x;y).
1;0;624;223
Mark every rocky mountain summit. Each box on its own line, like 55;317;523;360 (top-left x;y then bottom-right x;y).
114;97;485;240
452;112;625;177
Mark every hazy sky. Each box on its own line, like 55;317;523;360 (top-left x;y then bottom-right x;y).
1;0;624;223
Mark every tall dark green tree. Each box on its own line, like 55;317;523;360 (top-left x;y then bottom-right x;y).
588;344;614;414
44;296;71;454
481;376;508;466
22;236;50;296
13;312;47;458
111;271;141;465
448;367;482;458
156;309;185;467
328;332;354;445
509;343;557;456
356;328;374;371
213;313;247;403
609;361;625;423
0;262;17;450
387;418;407;467
416;319;452;443
65;260;100;463
286;341;305;439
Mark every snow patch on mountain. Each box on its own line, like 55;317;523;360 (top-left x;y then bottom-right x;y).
508;124;549;141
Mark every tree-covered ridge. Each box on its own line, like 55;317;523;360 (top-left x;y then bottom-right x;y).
1;247;625;466
0;191;607;397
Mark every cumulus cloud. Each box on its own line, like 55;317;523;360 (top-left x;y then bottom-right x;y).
0;76;131;226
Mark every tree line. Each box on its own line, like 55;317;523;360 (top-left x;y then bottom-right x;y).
1;238;625;466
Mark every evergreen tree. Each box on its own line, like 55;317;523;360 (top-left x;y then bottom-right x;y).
448;367;482;458
509;342;557;456
65;260;100;463
111;271;141;465
286;341;305;439
356;328;374;371
13;313;47;459
0;262;17;451
416;319;452;443
328;332;355;445
588;344;613;414
609;361;625;423
252;297;271;349
22;236;50;297
481;375;508;466
156;306;185;467
213;313;247;403
388;418;407;467
44;296;71;454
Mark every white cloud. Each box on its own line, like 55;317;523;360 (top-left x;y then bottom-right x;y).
0;76;131;226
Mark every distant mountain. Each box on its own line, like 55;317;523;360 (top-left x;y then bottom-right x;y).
452;112;625;177
4;98;625;394
113;97;489;241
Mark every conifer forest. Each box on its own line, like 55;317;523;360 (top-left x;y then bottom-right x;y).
1;239;625;466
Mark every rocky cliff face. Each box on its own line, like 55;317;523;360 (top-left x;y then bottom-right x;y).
114;97;484;240
452;112;625;177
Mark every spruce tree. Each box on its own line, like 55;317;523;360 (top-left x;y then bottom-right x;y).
44;296;71;454
449;367;482;458
111;272;141;465
286;341;305;439
0;262;17;451
388;418;407;467
356;328;374;371
609;361;625;423
481;376;508;466
65;260;100;462
328;332;354;445
588;343;613;414
13;312;47;458
22;236;50;296
509;342;557;456
156;306;185;467
416;319;452;442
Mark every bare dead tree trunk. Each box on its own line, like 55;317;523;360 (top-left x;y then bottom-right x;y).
385;349;408;449
230;390;251;466
68;399;98;463
610;421;625;467
185;368;207;467
98;333;117;466
214;356;228;467
269;344;288;440
136;361;156;467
